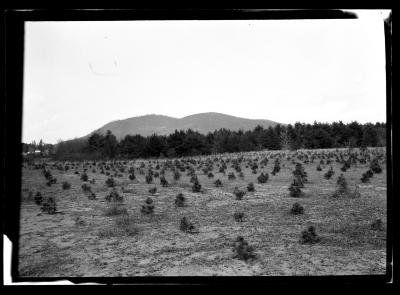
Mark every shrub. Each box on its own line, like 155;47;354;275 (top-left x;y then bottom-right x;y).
145;174;153;184
361;169;374;183
233;186;246;200
247;182;255;192
257;172;269;184
371;219;384;231
174;170;181;181
341;161;351;172
349;185;361;198
43;169;52;179
40;197;57;214
324;166;335;179
80;172;88;182
175;193;186;207
34;192;43;205
149;187;157;194
214;179;223;187
105;188;123;202
81;183;92;193
228;172;236;180
293;163;307;183
129;173;136;181
316;164;322;171
233;211;245;222
370;158;382;174
299;226;320;244
290;202;304;215
232;236;256;261
272;160;281;175
105;177;116;187
141;197;154;214
160;176;169;187
190;175;198;183
207;172;214;178
179;217;196;233
333;174;348;196
88;192;97;200
192;180;202;193
288;178;303;198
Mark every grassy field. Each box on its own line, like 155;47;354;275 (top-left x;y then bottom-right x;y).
18;147;387;277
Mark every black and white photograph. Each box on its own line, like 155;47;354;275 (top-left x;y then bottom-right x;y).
3;9;393;284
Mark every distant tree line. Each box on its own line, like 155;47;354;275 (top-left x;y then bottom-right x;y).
22;139;54;155
52;121;386;160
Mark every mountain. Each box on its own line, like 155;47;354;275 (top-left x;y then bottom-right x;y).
87;112;282;140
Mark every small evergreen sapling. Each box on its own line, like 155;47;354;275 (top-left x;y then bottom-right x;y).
288;178;303;198
228;172;236;180
232;236;256;261
192;180;202;193
34;192;43;205
129;172;136;181
105;188;123;202
179;216;197;233
234;186;246;200
371;218;384;231
149;187;157;194
62;181;71;190
81;183;92;193
106;177;116;187
41;197;57;214
299;226;320;244
361;169;374;183
370;158;382;174
214;179;223;187
324;166;335;179
145;174;153;184
141;197;154;214
234;211;245;222
290;202;304;215
257;172;269;184
247;182;255;192
175;193;186;207
80;172;88;182
160;176;169;187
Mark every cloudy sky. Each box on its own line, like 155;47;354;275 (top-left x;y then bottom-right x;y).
22;10;389;144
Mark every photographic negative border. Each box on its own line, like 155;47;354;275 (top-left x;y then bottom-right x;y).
3;9;393;285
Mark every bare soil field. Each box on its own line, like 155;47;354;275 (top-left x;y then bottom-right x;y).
18;148;387;277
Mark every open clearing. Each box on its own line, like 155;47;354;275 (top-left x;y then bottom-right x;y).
18;148;387;277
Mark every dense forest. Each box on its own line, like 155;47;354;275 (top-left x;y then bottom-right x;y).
49;121;386;160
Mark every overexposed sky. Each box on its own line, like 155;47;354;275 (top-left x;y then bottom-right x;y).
23;10;389;144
